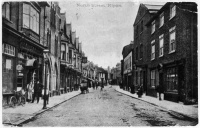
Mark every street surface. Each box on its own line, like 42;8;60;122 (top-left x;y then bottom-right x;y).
23;86;197;126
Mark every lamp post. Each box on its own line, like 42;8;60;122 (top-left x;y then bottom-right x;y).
43;49;49;109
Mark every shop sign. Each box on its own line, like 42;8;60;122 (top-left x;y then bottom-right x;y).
16;64;23;71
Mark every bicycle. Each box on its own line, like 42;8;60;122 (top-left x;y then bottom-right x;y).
9;89;26;107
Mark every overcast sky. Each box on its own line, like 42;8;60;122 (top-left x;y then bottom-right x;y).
58;0;169;69
59;0;139;69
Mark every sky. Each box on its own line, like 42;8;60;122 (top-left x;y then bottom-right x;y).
58;0;170;69
59;0;139;69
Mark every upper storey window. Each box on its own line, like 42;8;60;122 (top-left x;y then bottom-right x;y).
2;2;11;21
23;3;39;34
170;5;176;19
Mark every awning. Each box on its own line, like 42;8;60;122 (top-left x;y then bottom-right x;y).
25;59;38;68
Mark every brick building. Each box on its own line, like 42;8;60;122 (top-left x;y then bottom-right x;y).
133;4;163;94
145;2;197;103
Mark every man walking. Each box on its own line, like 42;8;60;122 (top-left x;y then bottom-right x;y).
32;80;43;103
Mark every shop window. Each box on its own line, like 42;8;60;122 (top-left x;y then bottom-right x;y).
23;3;39;34
169;26;176;53
166;67;178;92
151;70;156;87
3;43;15;56
2;2;11;21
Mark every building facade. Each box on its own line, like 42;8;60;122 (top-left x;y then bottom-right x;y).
2;2;52;105
145;2;197;103
122;43;133;91
133;4;163;94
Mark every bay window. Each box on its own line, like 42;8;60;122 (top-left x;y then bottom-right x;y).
23;3;39;34
61;44;66;60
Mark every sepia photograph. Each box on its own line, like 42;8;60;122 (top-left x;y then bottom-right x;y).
1;0;198;127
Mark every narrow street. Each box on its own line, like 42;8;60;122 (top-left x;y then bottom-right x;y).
22;86;197;126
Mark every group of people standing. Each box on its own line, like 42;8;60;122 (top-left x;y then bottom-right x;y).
26;80;44;103
92;80;104;91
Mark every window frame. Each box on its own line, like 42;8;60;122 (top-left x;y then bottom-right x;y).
3;43;15;56
169;26;176;53
159;34;164;57
151;40;155;60
151;20;155;34
22;3;40;34
159;12;164;28
170;5;176;19
2;2;11;21
61;43;66;61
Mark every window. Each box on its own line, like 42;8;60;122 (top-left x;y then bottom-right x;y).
169;26;176;53
151;70;156;87
3;43;15;56
69;49;72;64
151;20;155;34
166;67;178;92
141;21;143;32
140;44;143;59
159;34;164;57
159;12;164;27
2;2;11;20
61;44;66;60
23;3;39;34
136;47;138;60
136;71;138;85
170;5;176;19
151;40;155;60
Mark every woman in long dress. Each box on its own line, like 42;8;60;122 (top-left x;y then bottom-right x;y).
27;81;34;102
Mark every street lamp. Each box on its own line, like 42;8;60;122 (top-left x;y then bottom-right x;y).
43;49;49;109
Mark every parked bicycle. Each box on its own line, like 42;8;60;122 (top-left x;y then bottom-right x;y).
9;89;26;107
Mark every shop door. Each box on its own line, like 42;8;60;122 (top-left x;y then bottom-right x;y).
178;65;185;102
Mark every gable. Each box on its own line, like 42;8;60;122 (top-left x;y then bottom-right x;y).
134;4;148;26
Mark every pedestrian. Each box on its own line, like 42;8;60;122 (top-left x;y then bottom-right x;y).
27;81;34;102
32;80;43;103
92;80;95;90
100;82;104;91
96;81;99;90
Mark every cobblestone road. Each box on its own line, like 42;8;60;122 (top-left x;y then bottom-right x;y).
23;86;197;126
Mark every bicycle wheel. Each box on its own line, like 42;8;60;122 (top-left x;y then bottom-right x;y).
20;96;26;106
9;96;17;107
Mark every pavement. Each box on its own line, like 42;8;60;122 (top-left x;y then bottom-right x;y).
114;85;198;120
2;90;82;126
